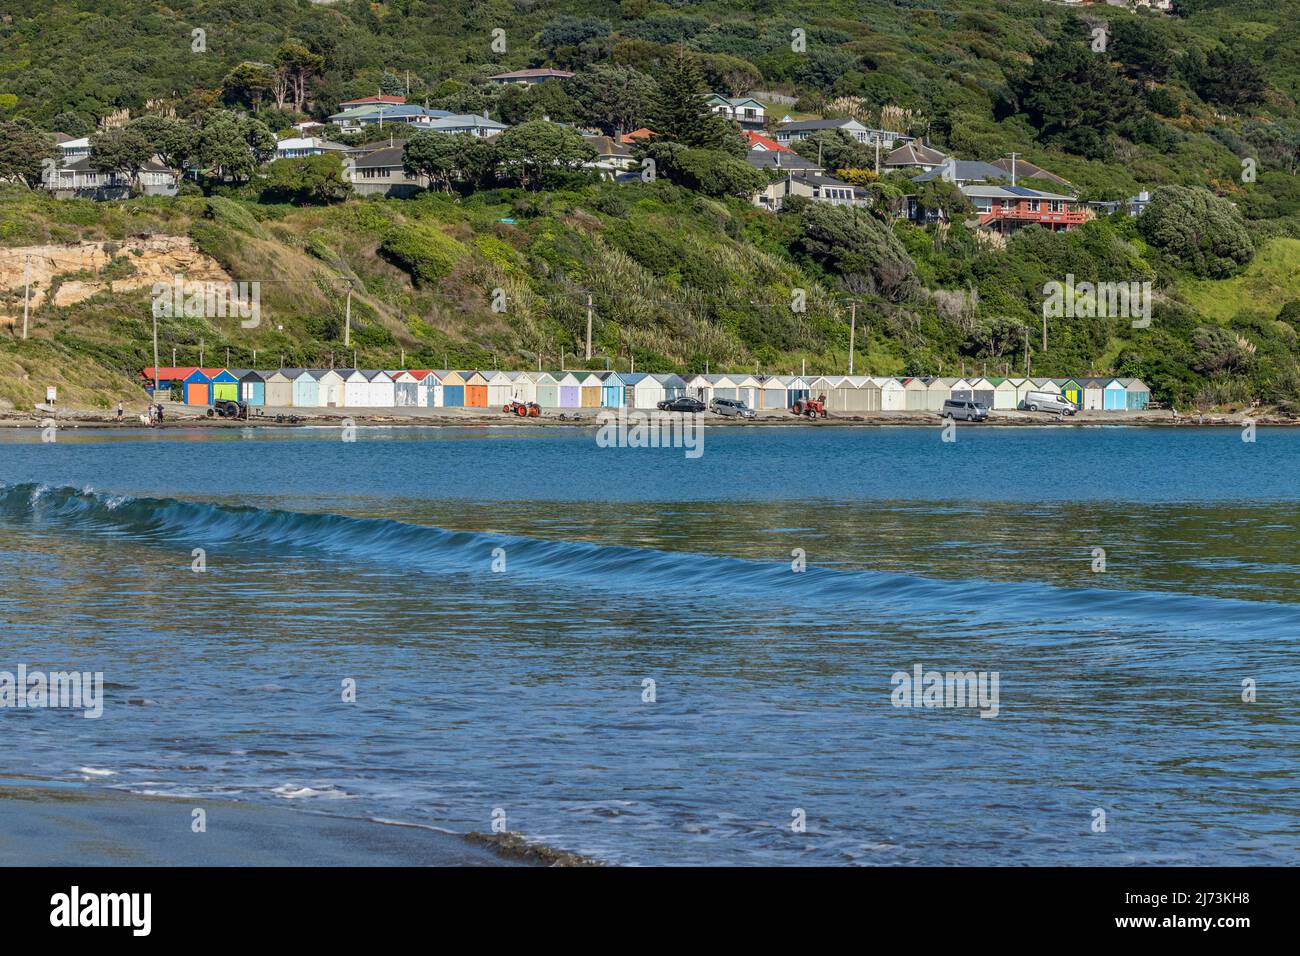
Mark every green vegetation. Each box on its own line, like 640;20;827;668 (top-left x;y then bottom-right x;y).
1;0;1300;410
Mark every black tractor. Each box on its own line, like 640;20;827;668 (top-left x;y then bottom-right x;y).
208;399;249;420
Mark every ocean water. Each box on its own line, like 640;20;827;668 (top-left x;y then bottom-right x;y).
1;424;1297;865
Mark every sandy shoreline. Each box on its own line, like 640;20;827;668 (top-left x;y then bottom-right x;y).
3;404;1295;429
0;780;594;867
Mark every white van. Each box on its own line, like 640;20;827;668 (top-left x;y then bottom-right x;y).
1022;390;1077;415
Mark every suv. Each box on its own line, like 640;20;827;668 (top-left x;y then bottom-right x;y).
1022;391;1077;416
941;399;989;422
709;397;756;418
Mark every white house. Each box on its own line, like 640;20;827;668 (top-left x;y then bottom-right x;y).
706;95;766;130
275;137;350;159
775;118;911;147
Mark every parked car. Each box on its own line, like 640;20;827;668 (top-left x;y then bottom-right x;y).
1022;391;1077;415
657;396;706;413
941;399;989;422
709;397;756;418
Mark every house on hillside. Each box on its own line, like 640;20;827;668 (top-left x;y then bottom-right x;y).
706;95;766;130
754;172;867;212
338;94;407;109
344;145;428;197
41;157;178;199
883;142;948;172
54;135;91;162
742;130;791;152
582;135;637;180
420;113;508;138
327;104;455;133
487;68;574;85
775;118;912;148
745;149;823;175
275;137;350;159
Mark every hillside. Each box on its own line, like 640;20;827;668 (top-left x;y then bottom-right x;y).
1;0;1300;411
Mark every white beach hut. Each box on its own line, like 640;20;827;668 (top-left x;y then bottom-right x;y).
486;371;514;408
902;377;928;411
993;378;1020;410
316;369;346;407
926;378;955;411
878;377;907;411
365;370;396;407
632;373;666;409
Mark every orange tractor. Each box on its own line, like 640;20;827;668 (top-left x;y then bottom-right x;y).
790;393;829;418
503;400;541;417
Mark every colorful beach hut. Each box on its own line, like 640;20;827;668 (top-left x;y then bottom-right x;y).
533;372;560;407
556;372;582;408
577;372;603;408
239;370;266;406
439;370;466;407
1103;378;1127;411
1057;379;1083;408
461;371;488;408
292;369;320;407
1122;378;1150;410
210;369;239;402
601;372;626;408
182;368;214;405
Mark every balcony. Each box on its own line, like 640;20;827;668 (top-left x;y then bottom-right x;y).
978;205;1089;229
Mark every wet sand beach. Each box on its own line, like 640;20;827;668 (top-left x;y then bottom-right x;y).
0;781;540;867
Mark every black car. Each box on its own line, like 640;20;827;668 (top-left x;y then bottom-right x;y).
657;396;707;413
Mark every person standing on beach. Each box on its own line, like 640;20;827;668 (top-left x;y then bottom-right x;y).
116;402;123;422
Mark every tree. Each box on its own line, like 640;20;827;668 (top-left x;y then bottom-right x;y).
569;64;658;136
648;51;742;153
1110;19;1173;83
1186;43;1267;109
198;110;274;181
1137;185;1254;278
89;125;153;188
791;130;875;171
264;154;351;204
495;120;595;188
640;141;765;198
222;62;276;112
1007;39;1137;159
792;202;918;302
0;118;58;187
404;132;498;191
273;42;324;114
128;115;198;170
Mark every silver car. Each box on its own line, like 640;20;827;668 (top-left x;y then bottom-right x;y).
1022;391;1077;415
710;397;756;418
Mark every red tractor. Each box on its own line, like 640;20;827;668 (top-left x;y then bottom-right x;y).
503;400;541;417
790;394;828;418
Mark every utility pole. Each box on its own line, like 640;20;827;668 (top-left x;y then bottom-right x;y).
1007;152;1019;187
21;254;31;340
344;285;352;347
1024;327;1030;377
353;348;357;368
848;300;857;375
199;337;204;366
152;299;160;400
253;349;257;367
585;292;593;361
400;348;405;367
1042;310;1048;353
874;138;880;176
172;348;177;366
225;346;230;366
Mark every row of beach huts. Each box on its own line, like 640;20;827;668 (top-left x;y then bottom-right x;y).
141;367;1152;412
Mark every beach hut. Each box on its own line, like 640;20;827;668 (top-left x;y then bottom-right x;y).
618;372;646;408
534;372;560;408
556;372;583;408
1013;378;1037;408
731;375;761;409
409;370;437;407
182;368;213;405
759;376;787;410
1122;378;1150;410
924;377;953;411
1057;379;1084;408
993;378;1020;410
485;371;514;408
685;374;712;404
264;370;295;407
238;370;266;406
391;370;419;407
783;376;812;409
902;377;928;411
316;369;345;407
630;373;665;409
292;369;320;407
578;372;604;408
828;376;873;413
969;377;996;409
1080;377;1107;411
339;369;367;406
440;370;466;407
660;374;688;401
141;366;196;400
365;370;396;407
878;377;907;411
462;371;488;408
809;376;841;407
703;375;734;402
949;378;974;403
208;369;239;402
601;372;626;408
505;371;534;405
1103;378;1127;411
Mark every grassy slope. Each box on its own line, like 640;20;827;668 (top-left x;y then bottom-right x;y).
1178;238;1300;321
